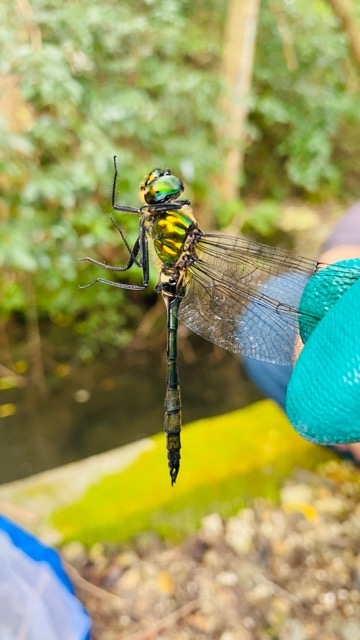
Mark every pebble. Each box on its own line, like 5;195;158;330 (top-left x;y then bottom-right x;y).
279;619;307;640
200;512;224;544
340;620;360;640
70;459;360;640
225;510;255;554
216;570;238;587
314;496;345;516
117;566;142;591
220;630;251;640
280;483;313;506
61;540;87;566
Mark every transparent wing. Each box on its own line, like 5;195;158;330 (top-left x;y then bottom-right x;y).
178;233;355;365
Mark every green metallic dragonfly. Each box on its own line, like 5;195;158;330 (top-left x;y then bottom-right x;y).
81;157;360;485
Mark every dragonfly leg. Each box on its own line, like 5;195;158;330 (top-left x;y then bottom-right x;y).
79;277;147;290
79;236;141;273
112;157;142;215
110;214;141;268
111;155;144;267
80;222;149;290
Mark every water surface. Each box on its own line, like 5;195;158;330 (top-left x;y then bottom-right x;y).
0;336;261;483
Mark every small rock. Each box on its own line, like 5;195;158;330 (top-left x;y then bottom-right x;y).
200;512;224;545
216;570;238;587
185;612;218;634
314;496;345;516
88;542;107;567
115;550;139;569
203;548;223;570
321;591;336;611
247;582;273;604
156;570;174;594
118;566;142;591
88;541;105;561
220;629;251;640
61;540;87;566
279;619;307;640
280;483;314;505
225;511;255;555
340;620;360;640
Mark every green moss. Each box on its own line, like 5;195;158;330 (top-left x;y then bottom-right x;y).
52;400;332;546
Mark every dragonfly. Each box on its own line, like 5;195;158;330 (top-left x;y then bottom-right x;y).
81;157;360;485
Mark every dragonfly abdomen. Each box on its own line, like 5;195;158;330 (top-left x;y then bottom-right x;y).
164;387;181;486
163;294;182;485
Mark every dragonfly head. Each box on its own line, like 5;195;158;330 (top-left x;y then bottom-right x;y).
140;169;184;205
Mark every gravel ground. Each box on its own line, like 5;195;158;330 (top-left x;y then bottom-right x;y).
63;460;360;640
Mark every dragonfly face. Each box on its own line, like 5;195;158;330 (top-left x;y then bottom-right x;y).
140;168;185;205
80;156;360;486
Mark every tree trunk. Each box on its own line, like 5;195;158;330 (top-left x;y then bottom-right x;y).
327;0;360;72
219;0;260;201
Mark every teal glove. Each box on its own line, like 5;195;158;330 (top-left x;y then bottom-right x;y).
286;258;360;444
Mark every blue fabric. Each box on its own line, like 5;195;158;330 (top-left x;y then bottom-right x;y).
242;357;291;409
0;515;74;594
0;515;91;640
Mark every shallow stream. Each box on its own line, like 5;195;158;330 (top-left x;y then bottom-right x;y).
0;336;261;483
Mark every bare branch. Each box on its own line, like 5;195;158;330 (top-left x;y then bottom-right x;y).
327;0;360;72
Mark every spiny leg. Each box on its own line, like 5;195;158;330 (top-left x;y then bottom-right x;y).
80;221;149;290
110;213;141;268
79;195;143;275
111;154;145;267
79;277;147;290
79;236;140;272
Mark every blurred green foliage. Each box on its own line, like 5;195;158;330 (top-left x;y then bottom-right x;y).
247;0;360;199
1;0;360;358
0;0;223;357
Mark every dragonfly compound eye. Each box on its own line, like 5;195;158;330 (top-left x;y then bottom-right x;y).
140;169;184;205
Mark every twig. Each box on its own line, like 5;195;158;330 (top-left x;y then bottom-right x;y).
14;0;42;52
63;560;127;608
327;0;360;73
260;575;300;604
269;0;298;71
135;300;164;340
122;599;202;640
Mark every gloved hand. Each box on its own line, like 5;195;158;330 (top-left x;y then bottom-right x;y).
286;258;360;444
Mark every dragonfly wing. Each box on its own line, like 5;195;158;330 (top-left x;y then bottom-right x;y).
178;233;322;365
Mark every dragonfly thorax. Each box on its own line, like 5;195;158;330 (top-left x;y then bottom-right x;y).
148;209;197;266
